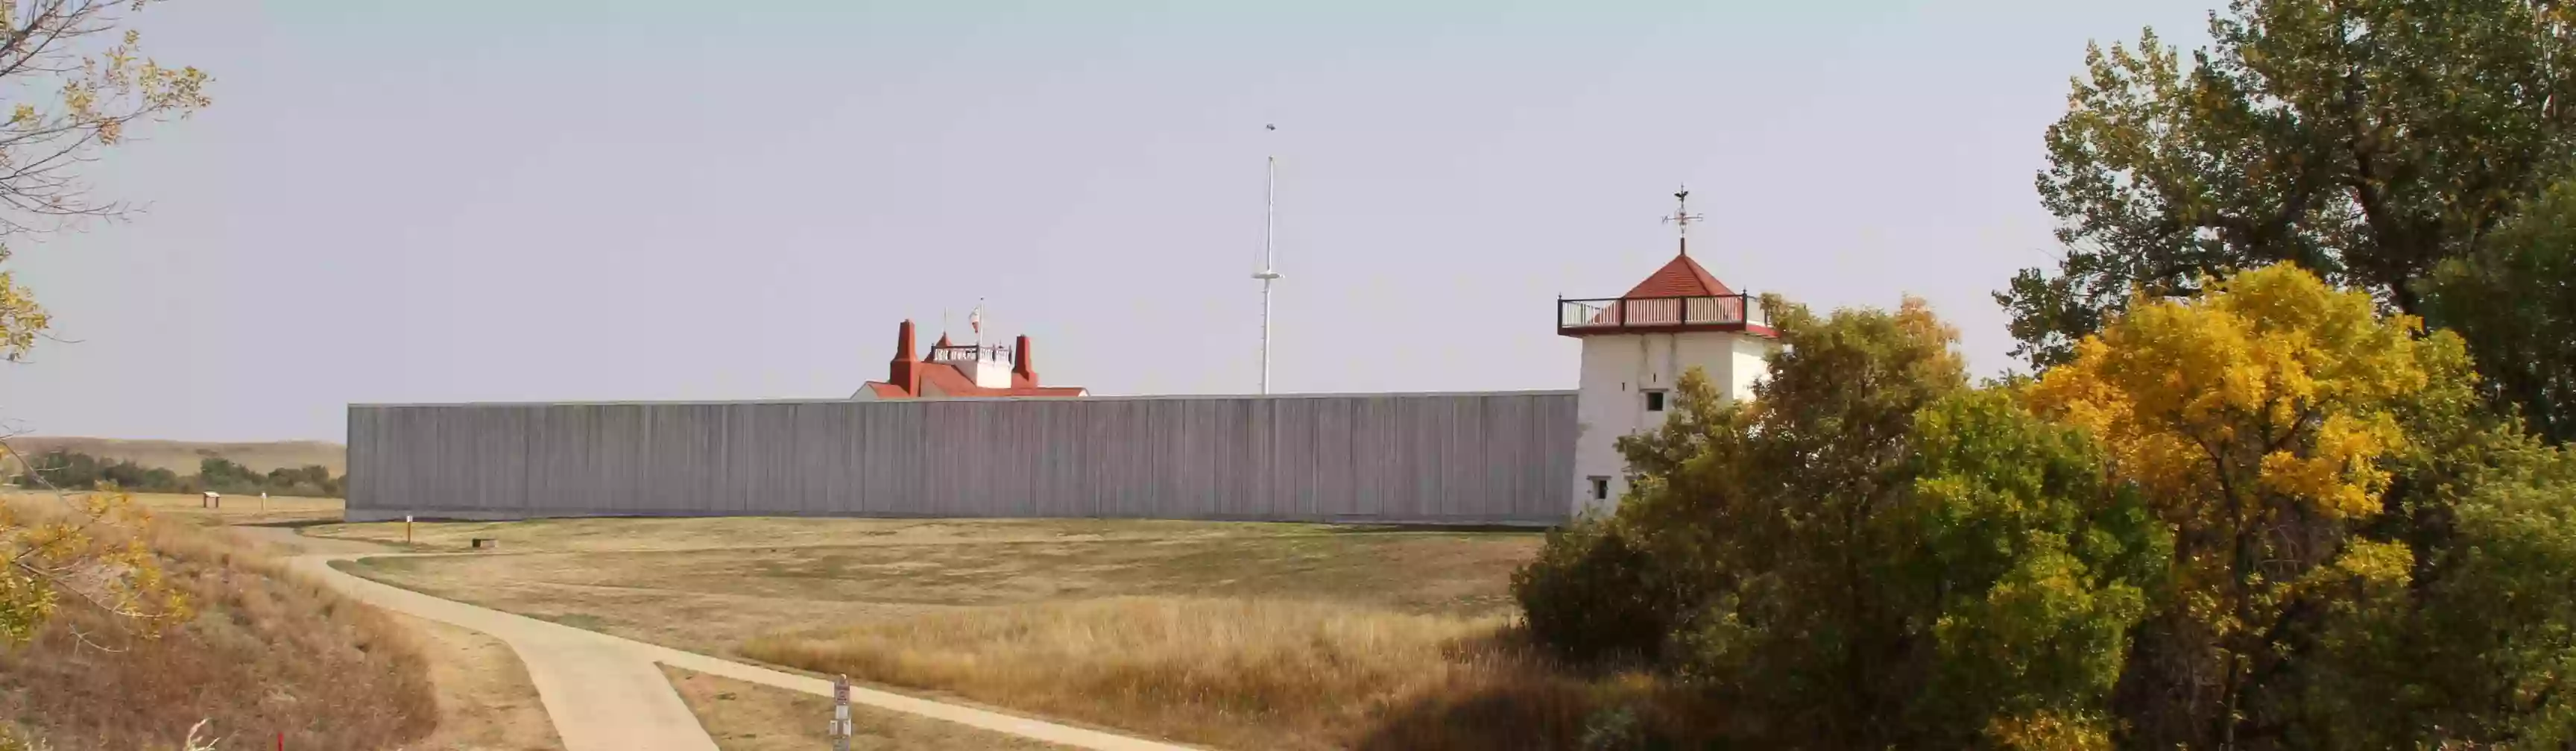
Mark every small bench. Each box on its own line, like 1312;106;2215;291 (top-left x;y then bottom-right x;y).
470;538;498;550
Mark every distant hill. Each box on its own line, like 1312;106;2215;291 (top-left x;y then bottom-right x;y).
6;437;346;475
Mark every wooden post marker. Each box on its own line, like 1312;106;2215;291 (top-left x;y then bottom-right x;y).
404;514;414;544
830;673;852;751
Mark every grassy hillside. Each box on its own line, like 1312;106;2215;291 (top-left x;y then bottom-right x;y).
10;437;344;475
0;505;434;750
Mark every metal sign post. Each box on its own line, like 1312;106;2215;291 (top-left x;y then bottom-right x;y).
830;673;852;751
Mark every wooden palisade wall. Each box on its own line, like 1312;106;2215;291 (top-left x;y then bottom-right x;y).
347;392;1577;525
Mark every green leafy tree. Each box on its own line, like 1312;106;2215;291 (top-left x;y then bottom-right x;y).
2422;180;2576;444
1898;389;2167;747
1606;298;1970;747
259;463;340;497
1515;298;1957;744
1998;0;2576;369
13;450;98;488
99;461;180;493
2269;316;2576;748
1518;298;2167;747
195;456;253;493
2276;421;2576;748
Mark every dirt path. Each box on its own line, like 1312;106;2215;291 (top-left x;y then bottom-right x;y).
241;527;1200;751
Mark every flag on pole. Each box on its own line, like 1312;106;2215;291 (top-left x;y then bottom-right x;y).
969;299;983;335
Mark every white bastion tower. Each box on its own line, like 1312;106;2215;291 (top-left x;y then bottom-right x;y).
1556;189;1778;516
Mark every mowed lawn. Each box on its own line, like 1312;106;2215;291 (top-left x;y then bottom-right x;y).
318;516;1557;750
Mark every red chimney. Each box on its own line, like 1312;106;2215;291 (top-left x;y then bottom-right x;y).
1011;334;1038;387
887;320;920;395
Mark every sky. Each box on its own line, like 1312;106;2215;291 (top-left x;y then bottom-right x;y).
0;0;2224;442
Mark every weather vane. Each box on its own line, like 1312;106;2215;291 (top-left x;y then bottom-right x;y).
1662;185;1704;254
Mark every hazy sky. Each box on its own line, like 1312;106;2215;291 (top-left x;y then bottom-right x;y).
1;1;2223;442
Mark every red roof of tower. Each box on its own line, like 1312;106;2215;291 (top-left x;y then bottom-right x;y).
1556;248;1773;339
1621;252;1734;298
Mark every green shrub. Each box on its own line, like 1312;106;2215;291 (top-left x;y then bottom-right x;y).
1511;519;1671;665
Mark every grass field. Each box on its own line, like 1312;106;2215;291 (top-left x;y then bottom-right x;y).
8;436;345;474
318;516;1558;750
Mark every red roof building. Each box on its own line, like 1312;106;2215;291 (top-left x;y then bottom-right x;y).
852;320;1089;399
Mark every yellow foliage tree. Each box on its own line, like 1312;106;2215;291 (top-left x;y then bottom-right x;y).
0;483;188;645
2027;262;2457;746
0;0;209;650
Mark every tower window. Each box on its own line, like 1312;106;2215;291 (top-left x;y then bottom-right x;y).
1588;477;1610;500
1644;389;1667;412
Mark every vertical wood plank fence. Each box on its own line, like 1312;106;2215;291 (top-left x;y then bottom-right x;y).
347;392;1577;525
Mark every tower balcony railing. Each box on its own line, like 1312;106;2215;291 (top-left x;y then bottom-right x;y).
1557;294;1770;335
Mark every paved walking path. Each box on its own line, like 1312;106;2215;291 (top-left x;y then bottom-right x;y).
267;532;1199;751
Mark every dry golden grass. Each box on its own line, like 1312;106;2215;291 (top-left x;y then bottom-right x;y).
318;515;1687;748
399;613;563;751
309;515;1357;554
127;491;344;526
329;519;1538;656
1;490;347;531
0;491;344;528
742;596;1530;750
0;501;435;750
661;665;1074;751
9;437;345;475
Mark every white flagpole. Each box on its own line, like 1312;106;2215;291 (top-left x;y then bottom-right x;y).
1252;142;1282;395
